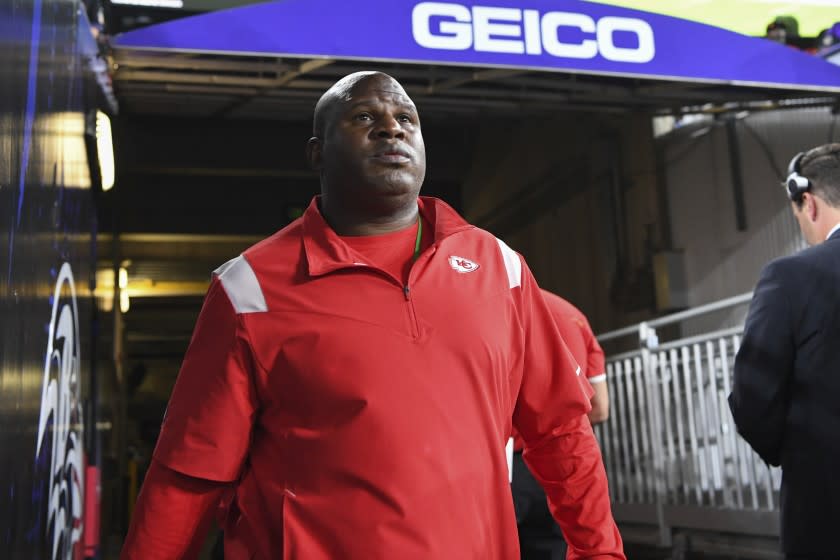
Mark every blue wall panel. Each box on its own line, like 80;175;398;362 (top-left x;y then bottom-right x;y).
0;0;99;557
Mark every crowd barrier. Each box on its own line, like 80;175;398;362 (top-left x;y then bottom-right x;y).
595;294;782;557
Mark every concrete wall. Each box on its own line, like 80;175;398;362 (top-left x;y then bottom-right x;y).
663;107;836;309
460;112;664;333
458;105;838;334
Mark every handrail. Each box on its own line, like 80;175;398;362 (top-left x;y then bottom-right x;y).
654;325;744;352
646;292;753;329
597;292;753;343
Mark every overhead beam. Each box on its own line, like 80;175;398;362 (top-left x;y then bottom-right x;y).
114;52;288;74
423;69;527;95
211;58;334;117
98;233;262;261
115;69;291;88
119;166;316;178
94;280;211;299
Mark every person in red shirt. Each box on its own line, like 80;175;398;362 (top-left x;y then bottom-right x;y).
543;290;609;424
512;290;611;558
120;71;624;560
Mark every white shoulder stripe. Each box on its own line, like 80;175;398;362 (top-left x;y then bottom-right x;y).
213;255;267;314
588;373;607;384
496;238;521;289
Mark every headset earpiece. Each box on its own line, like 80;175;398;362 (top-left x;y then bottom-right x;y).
785;151;810;202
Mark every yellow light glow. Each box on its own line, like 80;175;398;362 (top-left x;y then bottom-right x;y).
99;296;114;313
35;112;91;189
96;111;115;191
95;268;115;312
96;268;114;290
118;266;130;312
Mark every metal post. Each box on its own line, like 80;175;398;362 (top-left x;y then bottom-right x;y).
639;322;671;547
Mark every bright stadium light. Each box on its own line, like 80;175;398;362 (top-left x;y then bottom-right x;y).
96;111;115;192
119;266;130;313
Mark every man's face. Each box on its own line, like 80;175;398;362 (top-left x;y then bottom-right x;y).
316;75;426;203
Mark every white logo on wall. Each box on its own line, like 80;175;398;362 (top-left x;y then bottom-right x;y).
36;262;85;560
412;2;655;63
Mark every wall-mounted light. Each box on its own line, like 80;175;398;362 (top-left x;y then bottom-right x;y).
96;111;115;191
119;266;130;313
95;268;114;312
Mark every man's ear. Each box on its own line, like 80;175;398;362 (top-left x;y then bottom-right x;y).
306;137;322;170
806;192;819;222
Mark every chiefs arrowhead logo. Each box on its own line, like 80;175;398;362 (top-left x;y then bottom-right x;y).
448;256;480;274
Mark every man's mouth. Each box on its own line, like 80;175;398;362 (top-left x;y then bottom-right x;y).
371;149;411;163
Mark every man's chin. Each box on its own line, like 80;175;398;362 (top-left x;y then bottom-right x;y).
366;175;423;198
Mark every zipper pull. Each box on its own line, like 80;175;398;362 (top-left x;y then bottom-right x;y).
403;285;410;300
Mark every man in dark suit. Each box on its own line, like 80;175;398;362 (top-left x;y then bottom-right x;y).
729;143;840;559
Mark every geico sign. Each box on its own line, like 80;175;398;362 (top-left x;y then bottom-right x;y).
412;2;655;63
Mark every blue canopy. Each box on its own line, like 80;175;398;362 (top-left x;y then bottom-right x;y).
113;0;840;94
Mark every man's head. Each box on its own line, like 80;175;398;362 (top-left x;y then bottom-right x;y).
306;72;426;222
785;143;840;245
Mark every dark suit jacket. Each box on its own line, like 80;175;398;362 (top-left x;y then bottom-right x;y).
729;228;840;557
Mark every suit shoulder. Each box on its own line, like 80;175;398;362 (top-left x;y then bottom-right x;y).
759;242;837;288
759;253;799;285
774;240;838;269
801;237;840;263
763;252;795;272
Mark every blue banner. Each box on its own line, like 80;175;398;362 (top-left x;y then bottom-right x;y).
115;0;840;92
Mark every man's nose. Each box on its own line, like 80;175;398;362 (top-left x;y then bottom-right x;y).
375;115;405;139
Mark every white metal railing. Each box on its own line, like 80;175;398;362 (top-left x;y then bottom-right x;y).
595;293;782;546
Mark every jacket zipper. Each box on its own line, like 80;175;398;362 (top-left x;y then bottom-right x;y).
403;283;420;339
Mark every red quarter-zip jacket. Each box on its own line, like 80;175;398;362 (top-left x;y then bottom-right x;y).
123;196;624;559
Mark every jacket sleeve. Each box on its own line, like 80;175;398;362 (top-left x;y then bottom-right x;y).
120;459;228;560
729;260;795;466
511;261;625;559
153;276;260;481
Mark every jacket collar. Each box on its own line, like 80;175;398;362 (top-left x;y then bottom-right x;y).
301;195;474;277
826;221;840;242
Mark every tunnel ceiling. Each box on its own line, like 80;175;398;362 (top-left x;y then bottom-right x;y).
110;53;839;120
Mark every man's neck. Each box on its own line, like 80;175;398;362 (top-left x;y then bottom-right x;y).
319;195;419;236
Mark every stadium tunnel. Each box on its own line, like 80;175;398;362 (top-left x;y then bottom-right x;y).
4;0;840;557
100;2;840;557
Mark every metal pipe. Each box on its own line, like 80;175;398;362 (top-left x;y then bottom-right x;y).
598;292;753;343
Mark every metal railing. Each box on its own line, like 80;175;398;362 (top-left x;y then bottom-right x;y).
595;293;782;549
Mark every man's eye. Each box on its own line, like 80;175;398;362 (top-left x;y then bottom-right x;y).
355;113;373;121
